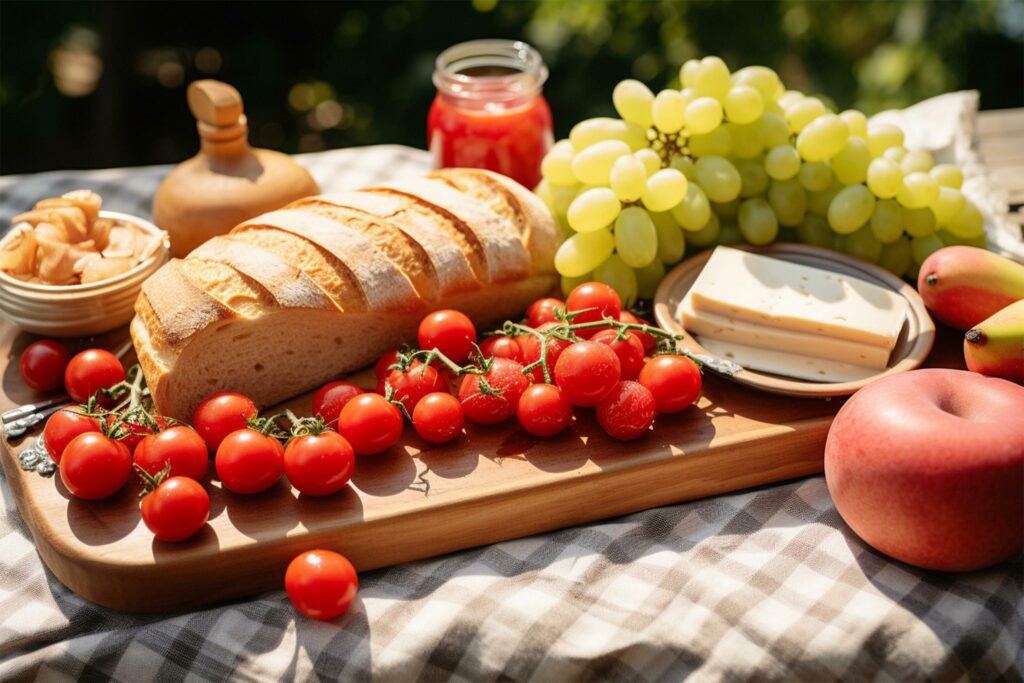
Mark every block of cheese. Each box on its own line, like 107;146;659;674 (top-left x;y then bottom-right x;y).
683;247;908;348
699;338;878;383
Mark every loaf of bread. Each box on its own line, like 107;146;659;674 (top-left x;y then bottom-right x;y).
130;169;561;420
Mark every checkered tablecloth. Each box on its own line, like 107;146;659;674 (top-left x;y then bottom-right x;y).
1;146;1021;681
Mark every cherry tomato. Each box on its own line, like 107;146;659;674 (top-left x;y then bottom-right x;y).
516;322;571;383
312;381;364;427
133;426;209;481
141;476;210;542
596;381;657;441
64;349;125;404
479;335;521;362
19;340;70;392
418;309;477;363
638;355;702;413
337;394;403;455
618;310;657;354
591;329;646;380
566;283;622;339
554;341;621;407
516;384;573;437
374;349;401;379
284;431;355;496
526;297;565;328
59;432;132;499
458;357;530;425
215;429;284;494
104;413;169;455
286;549;358;621
412;392;465;444
43;407;100;462
382;361;447;412
194;392;258;452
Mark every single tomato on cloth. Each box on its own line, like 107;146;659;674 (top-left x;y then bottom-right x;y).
286;549;358;621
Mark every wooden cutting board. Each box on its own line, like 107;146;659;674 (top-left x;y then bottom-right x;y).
0;321;966;613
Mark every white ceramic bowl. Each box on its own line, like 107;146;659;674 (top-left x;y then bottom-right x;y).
0;211;169;337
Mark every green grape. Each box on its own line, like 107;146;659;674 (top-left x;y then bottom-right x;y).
827;184;875;234
839;109;868;138
651;211;686;264
762;99;785;116
798;161;834;192
764;145;801;180
570;117;648;152
610;155;648;202
777;90;804;109
726;122;764;159
831;137;870;186
883;146;908;163
866;123;904;157
785;97;827;133
878;236;912;276
731;65;780;102
641;168;688;212
571;139;632;185
561;271;593;297
670;182;712;230
945;199;985;238
807;182;842;216
684;97;724;135
930;186;966;226
866;157;903;199
680;59;700;88
614;207;659;267
712;198;740;220
695;156;742;202
688;127;733;157
757;112;791;148
593;253;639;307
796;114;849;162
903;206;937;237
653;89;687;134
694;56;731;100
843;226;883;263
869;199;904;243
541;140;577;186
549;183;581;221
554;228;615;276
767;178;807;227
796;214;834;248
635;258;667;299
567;187;621;232
635;148;663;177
686;213;721;246
911;233;944;266
738;197;779;245
735;157;769;197
896;172;939;209
723;84;763;124
669;155;697;180
930;164;963;189
679;87;697;106
718;221;744;245
935;229;963;247
900;150;934;174
612;79;655;128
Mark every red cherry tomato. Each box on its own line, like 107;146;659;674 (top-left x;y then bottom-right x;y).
516;322;571;383
526;297;565;328
64;349;125;404
554;341;621;407
382;362;447;412
59;432;132;499
638;355;702;413
193;392;258;452
412;392;465;444
133;426;209;481
43;407;100;463
19;340;70;392
591;329;646;380
284;431;355;497
104;413;169;455
337;394;403;455
618;310;657;354
566;283;622;339
215;429;284;494
516;384;573;437
374;349;401;379
596;381;657;441
286;549;358;621
418;310;477;363
458;357;530;425
141;476;210;542
479;335;521;362
312;381;364;427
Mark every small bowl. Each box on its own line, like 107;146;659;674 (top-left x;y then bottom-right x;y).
0;211;169;337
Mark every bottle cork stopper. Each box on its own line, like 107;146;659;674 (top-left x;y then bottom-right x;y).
187;80;244;127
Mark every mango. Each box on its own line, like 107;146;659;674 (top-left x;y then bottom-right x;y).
917;246;1024;330
964;300;1024;383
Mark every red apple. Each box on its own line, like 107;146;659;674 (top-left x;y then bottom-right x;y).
824;369;1024;571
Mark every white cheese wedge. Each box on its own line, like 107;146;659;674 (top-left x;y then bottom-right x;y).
699;338;878;383
679;299;892;369
683;246;908;348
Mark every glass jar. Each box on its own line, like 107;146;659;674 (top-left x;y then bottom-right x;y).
428;39;553;189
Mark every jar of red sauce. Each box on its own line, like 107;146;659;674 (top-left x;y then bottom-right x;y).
428;40;553;189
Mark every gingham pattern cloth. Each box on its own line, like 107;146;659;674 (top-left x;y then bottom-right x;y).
1;146;1021;682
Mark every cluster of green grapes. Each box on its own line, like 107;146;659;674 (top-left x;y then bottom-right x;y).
534;56;985;304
